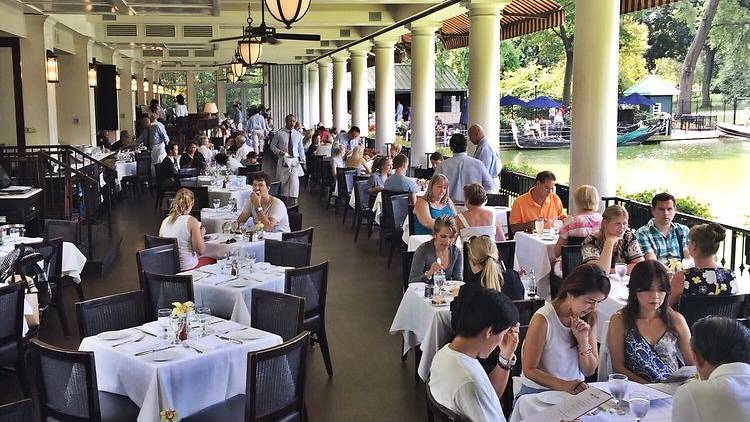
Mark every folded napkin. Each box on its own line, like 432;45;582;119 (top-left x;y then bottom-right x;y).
140;321;166;338
197;263;224;275
119;337;166;355
246;272;278;283
252;262;271;271
200;274;235;286
228;327;267;340
187;335;226;352
211;319;245;334
178;270;210;281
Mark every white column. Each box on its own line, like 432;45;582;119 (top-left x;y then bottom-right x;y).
19;15;58;145
134;61;145;106
349;46;369;134
215;70;226;116
570;0;620;210
374;36;398;153
307;65;319;126
467;1;506;154
318;59;332;127
186;70;197;113
408;23;439;168
331;51;349;131
117;55;135;136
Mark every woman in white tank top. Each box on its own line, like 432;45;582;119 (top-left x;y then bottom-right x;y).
519;265;611;397
455;184;506;242
158;188;210;271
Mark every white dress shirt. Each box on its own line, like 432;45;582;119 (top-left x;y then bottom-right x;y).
235;142;253;161
435;152;495;203
672;362;750;422
175;104;188;117
247;113;268;131
473;137;501;178
335;132;358;151
270;129;305;162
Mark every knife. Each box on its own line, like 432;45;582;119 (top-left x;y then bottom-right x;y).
215;276;239;286
216;334;243;344
134;345;176;356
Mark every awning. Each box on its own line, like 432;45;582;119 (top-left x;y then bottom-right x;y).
619;93;656;107
620;0;683;14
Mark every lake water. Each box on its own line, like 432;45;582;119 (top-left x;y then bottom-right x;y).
502;138;750;228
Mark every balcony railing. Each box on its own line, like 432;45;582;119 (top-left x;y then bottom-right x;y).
499;169;749;276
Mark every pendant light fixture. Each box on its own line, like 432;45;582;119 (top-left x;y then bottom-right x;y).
115;72;121;90
238;37;262;65
227;70;239;84
143;78;149;93
45;50;59;83
264;0;311;29
230;52;246;78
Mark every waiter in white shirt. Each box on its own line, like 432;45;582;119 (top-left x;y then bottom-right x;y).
334;126;361;154
468;124;501;192
270;114;305;206
247;107;268;152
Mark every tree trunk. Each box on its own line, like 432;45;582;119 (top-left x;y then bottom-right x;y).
678;0;720;115
557;24;574;105
701;46;716;108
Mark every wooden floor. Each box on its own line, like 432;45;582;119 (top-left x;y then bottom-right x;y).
0;171;427;421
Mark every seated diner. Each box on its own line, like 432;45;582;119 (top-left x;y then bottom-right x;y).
508;170;566;233
236;171;290;233
412;173;456;236
581;205;644;274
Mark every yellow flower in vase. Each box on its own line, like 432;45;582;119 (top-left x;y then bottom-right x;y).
171;301;194;317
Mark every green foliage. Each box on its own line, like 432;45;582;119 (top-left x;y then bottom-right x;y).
615;187;713;219
619;17;650;91
503;161;541;177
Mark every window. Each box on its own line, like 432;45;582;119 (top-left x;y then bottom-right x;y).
158;71;187;111
195;71;217;114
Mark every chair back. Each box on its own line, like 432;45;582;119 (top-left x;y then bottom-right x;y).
136;244;180;277
512;298;545;326
0;399;32;422
246;332;310;421
320;158;334;189
185;186;209;209
135;153;151;177
286;204;300;213
353;180;370;212
496;240;515;271
413;167;434;181
245;163;263;173
335;168;355;198
282;227;314;244
561;245;582;280
425;383;466;422
401;251;415;292
141;272;194;320
505;210;514;240
20;239;63;308
269;181;281;197
0;283;25;350
178;168;199;178
43;219;79;244
567;236;586;246
264;240;312;268
288;211;303;232
679;294;748;330
407;204;415;236
76;291;146;339
388;194;410;233
30;339;101;421
143;235;177;250
251;290;304;341
485;193;509;207
285;262;328;320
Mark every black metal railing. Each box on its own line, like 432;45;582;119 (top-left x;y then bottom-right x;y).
499;169;750;276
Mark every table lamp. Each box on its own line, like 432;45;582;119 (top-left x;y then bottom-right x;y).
203;102;219;117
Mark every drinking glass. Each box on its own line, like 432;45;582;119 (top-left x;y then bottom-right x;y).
553;219;563;234
534;218;544;235
157;309;172;340
614;263;627;282
196;307;211;337
608;373;629;415
169;315;181;344
630;394;650;421
212;198;221;211
247;251;256;268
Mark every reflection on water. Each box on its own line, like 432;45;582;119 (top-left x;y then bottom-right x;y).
503;139;750;228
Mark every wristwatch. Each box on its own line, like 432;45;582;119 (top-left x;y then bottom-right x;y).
256;206;263;213
498;353;517;371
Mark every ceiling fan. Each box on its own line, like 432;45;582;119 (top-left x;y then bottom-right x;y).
209;3;320;46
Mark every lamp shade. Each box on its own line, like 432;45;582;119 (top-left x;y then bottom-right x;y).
157;83;164;95
230;57;246;78
238;38;262;65
227;71;239;83
203;102;219;114
143;78;149;93
131;76;137;92
45;50;59;83
115;72;121;90
264;0;311;29
88;62;97;88
152;81;158;94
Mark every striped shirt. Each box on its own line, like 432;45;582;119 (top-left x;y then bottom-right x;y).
559;213;602;240
636;219;689;261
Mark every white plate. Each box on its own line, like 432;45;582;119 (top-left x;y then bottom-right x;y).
228;280;253;288
152;350;180;362
230;329;265;341
536;390;572;405
96;331;131;341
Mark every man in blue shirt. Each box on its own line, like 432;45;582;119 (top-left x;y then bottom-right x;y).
335;126;361;154
384;154;419;204
636;192;690;263
469;124;501;186
435;133;495;203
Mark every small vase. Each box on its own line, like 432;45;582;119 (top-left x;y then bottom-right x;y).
178;317;188;341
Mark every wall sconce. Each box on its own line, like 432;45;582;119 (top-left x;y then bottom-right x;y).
46;50;59;83
131;75;137;92
115;72;121;90
88;58;98;88
143;78;149;93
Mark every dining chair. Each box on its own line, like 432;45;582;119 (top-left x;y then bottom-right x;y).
282;227;314;244
251;289;305;341
501;325;529;418
136;244;180;278
0;398;33;421
561;244;583;280
135;152;152;191
512;298;545;326
184;186;209;210
407;204;416;236
288;210;303;232
0;283;30;397
43;220;85;301
20;238;70;336
413;167;435;181
425;383;466;422
264;240;312;268
30;339;140;422
379;190;408;253
679;294;748;331
140;272;194;321
351;180;374;242
143;234;177;250
285;261;333;377
76;291;146;339
505;210;514;240
567;236;586;246
182;332;311;422
385;193;410;268
496;240;516;271
268;181;281;197
401;251;415;293
485;193;509;207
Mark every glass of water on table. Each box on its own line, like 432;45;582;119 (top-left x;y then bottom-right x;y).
630;393;650;421
157;308;172;340
608;373;629;415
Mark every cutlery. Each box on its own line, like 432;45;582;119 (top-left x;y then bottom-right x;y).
215;276;239;286
112;333;145;348
134;345;176;356
134;327;158;337
182;341;204;354
220;327;248;335
216;334;243;344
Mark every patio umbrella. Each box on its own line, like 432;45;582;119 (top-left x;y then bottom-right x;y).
499;95;527;107
618;93;655;107
524;96;563;109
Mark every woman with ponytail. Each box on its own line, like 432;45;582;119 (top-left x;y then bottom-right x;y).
669;223;737;307
158;188;213;270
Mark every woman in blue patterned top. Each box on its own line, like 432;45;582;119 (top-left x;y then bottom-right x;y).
608;260;694;383
669;223;737;308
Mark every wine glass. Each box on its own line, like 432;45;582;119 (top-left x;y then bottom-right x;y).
196;307;211;337
608;373;629;415
614;263;627;282
553;219;563;234
157;309;172;340
630;394;650;421
212;198;221;212
247;251;256;269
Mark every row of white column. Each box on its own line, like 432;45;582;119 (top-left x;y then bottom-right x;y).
303;0;619;200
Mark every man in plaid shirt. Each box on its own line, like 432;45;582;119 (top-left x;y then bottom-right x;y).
636;192;691;262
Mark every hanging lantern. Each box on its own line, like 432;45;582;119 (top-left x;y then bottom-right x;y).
238;37;262;65
152;81;158;94
143;78;149;93
88;59;98;88
227;71;239;83
230;54;246;78
157;82;164;95
115;72;121;90
131;75;137;92
264;0;311;29
45;50;59;83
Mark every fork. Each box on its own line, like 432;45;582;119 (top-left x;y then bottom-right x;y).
112;333;145;348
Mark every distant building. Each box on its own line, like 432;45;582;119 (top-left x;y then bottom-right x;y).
624;74;679;115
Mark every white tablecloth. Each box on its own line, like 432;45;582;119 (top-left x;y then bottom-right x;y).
200;209;241;234
115;161;137;183
0;238;87;283
180;264;287;325
513;231;558;300
510;381;673;422
201;232;282;261
79;321;282;422
208;187;253;209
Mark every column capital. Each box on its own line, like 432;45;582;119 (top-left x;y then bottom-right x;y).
462;0;510;14
348;44;371;57
408;19;441;36
373;31;405;48
331;50;349;62
317;57;332;66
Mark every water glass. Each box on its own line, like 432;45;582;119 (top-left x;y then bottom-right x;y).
608;373;629;415
553;219;563;234
196;307;211;337
630;394;650;421
212;198;221;211
614;263;628;282
157;309;172;340
168;315;181;344
534;218;544;234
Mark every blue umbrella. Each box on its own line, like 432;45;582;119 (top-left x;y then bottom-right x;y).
618;93;655;107
524;96;564;109
499;95;527;107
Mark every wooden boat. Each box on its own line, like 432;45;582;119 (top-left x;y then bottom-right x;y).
513;123;659;149
717;122;750;139
616;125;660;146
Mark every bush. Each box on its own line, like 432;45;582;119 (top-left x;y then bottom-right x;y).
615;187;713;219
503;161;541;177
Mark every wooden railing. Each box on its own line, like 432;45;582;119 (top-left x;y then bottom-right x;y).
499;169;749;276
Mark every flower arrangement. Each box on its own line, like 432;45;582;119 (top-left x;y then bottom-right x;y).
171;301;194;318
666;258;683;273
160;409;179;422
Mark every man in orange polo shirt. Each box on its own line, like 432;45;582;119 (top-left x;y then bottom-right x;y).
509;170;567;233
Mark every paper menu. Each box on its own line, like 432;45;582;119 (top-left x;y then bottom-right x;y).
523;387;612;422
596;381;672;401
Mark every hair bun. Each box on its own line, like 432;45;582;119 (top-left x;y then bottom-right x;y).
710;222;726;242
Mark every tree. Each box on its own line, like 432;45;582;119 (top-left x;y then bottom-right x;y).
678;0;720;115
550;0;575;105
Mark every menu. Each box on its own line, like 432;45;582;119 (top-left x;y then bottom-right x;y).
523;387;612;422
